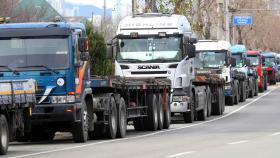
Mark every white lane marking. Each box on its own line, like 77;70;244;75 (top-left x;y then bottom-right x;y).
167;151;196;158
270;132;280;136
227;140;249;145
9;88;277;158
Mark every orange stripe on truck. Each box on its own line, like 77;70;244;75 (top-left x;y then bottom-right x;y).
76;61;88;94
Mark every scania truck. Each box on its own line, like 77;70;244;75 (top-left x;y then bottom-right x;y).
113;13;223;123
0;21;171;144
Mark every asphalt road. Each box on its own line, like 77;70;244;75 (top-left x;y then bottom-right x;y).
5;84;280;158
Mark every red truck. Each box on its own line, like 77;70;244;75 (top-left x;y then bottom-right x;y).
246;51;267;92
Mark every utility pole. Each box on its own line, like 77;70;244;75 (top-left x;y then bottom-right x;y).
132;0;135;16
225;0;230;42
216;0;223;40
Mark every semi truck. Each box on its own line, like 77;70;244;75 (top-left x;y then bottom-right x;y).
0;79;36;155
194;40;227;117
246;51;268;92
113;13;220;123
0;22;171;143
230;45;258;99
261;52;278;85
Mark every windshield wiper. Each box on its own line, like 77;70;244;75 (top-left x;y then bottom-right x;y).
0;65;18;74
15;65;58;74
147;59;176;63
118;59;143;63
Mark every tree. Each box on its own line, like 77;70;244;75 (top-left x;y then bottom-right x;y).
86;21;114;76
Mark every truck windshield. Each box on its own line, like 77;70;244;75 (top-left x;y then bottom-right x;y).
194;51;226;68
117;37;182;63
232;54;244;67
247;55;259;66
263;57;276;67
0;37;69;71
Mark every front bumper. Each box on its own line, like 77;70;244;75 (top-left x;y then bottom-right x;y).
31;103;82;123
225;89;233;97
171;101;190;113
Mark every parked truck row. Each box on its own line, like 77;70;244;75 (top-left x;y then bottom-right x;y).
0;13;276;155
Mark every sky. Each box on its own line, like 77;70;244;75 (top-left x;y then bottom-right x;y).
65;0;130;9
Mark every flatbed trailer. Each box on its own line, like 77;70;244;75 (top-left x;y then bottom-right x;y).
194;69;225;118
0;79;36;155
88;77;171;138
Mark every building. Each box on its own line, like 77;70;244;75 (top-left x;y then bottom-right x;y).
12;0;64;22
46;0;65;15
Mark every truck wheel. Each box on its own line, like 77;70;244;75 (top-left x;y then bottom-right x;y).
249;79;254;98
157;94;164;130
184;92;194;123
163;94;171;129
212;88;222;115
254;80;259;96
0;115;8;155
207;90;212;117
145;94;158;131
116;98;127;138
234;81;240;105
221;88;225;114
73;102;89;143
197;90;208;121
105;97;118;139
240;81;246;102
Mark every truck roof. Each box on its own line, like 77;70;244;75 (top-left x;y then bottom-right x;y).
247;50;261;56
0;22;85;30
117;13;191;35
195;40;231;51
230;45;247;54
261;52;277;58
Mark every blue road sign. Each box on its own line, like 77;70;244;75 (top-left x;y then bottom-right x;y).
233;16;253;26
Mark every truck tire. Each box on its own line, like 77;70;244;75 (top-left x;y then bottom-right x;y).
105;97;118;139
0;115;8;155
145;94;158;131
212;88;222;115
163;94;171;129
184;92;195;123
157;94;164;130
240;81;246;102
207;89;212;117
197;90;208;121
234;81;240;105
221;88;225;114
73;102;89;143
264;77;268;91
116;98;127;138
254;80;259;96
249;79;254;98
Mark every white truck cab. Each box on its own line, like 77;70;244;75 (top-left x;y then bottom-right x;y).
195;40;232;84
113;13;196;114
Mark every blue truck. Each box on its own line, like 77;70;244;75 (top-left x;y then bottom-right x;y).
229;45;258;105
0;22;172;144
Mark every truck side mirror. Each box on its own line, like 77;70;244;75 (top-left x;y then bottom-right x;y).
106;40;114;59
231;58;237;67
186;44;196;58
78;37;89;53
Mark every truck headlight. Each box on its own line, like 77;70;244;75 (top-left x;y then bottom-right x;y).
51;95;75;104
173;96;188;102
